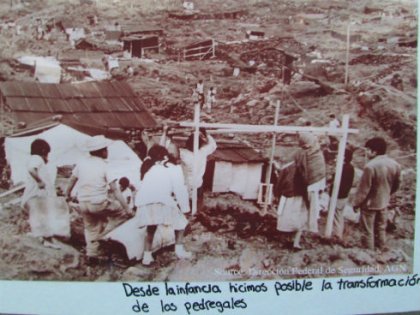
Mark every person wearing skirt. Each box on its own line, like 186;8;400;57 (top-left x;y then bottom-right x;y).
135;145;191;266
294;132;326;234
275;162;309;249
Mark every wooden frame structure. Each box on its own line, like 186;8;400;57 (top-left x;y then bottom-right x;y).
183;39;215;61
180;103;359;238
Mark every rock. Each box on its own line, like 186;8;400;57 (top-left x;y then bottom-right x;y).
376;249;403;264
288;81;323;98
122;266;152;279
330;259;359;276
246;99;259;107
286;254;306;268
239;248;261;270
349;251;376;266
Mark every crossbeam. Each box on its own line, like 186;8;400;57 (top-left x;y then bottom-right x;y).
186;104;358;239
180;121;359;135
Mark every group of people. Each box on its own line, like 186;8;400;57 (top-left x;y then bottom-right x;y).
20;124;400;267
21;128;217;266
275;133;401;252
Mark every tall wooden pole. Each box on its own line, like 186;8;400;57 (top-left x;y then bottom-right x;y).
344;20;351;86
263;100;280;214
191;102;200;215
325;115;350;238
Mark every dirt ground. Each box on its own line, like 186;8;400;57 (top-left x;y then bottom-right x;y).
0;0;417;282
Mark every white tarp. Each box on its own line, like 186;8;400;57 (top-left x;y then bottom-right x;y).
107;56;119;70
5;124;141;189
66;27;86;44
212;161;263;199
67;66;110;81
17;56;61;83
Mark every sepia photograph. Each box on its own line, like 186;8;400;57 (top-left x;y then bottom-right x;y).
0;0;416;284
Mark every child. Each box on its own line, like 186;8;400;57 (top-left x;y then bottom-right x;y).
22;139;60;249
135;145;191;265
205;86;216;113
332;148;355;240
66;135;131;263
119;177;137;211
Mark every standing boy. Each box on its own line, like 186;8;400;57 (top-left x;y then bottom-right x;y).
352;137;401;251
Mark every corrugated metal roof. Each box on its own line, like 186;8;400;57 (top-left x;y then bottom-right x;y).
211;147;265;163
173;137;266;164
121;24;163;35
0;81;157;129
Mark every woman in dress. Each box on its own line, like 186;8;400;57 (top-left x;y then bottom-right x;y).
275;161;309;249
294;132;326;234
135;144;191;266
21;139;60;248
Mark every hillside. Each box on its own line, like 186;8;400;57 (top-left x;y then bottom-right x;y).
0;0;417;282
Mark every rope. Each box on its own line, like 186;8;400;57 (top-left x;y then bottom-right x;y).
283;89;329;125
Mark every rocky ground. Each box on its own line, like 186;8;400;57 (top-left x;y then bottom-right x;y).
0;0;417;281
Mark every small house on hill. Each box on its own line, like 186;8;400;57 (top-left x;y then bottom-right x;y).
122;36;159;58
121;25;164;37
0;81;157;133
173;137;267;200
245;30;265;40
204;140;267;199
56;19;86;44
58;50;105;67
75;38;122;54
105;30;123;42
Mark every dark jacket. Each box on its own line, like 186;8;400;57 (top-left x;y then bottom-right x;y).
274;162;309;207
330;162;355;199
294;146;326;186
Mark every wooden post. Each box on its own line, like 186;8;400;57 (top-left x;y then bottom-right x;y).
191;102;201;215
0;184;25;199
325;115;350;238
344;21;351;86
263;100;280;214
212;39;215;58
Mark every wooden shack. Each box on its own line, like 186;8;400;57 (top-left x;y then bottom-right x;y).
122;35;159;58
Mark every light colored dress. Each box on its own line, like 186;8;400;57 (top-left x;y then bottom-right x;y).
180;135;217;193
21;155;56;208
277;196;308;232
105;162;190;260
275;162;308;233
135;162;189;230
22;155;69;238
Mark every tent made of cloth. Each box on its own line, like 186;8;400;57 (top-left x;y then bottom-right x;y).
5;124;141;189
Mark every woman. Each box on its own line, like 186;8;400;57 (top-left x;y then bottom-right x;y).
22;139;60;248
294;133;326;234
135;144;191;266
275;161;309;249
